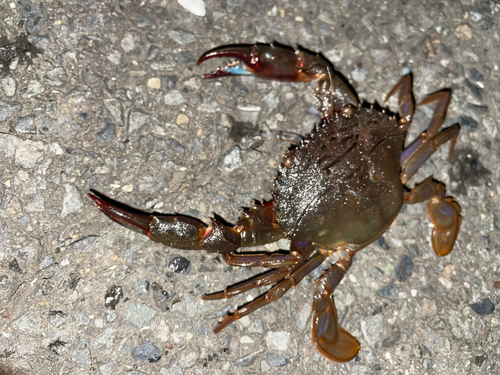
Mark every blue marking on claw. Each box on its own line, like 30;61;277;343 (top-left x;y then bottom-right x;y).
224;64;252;75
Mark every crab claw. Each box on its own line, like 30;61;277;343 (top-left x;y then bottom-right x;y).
197;43;311;81
197;43;359;116
312;294;360;362
88;190;152;235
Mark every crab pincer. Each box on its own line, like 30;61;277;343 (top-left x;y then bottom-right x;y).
197;43;313;81
197;43;359;115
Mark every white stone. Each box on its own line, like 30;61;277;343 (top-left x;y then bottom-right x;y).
61;184;83;217
266;331;289;351
164;90;185;105
177;0;206;16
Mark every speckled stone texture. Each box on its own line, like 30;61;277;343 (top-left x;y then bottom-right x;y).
0;0;498;374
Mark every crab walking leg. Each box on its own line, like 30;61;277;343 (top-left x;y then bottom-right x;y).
203;268;290;300
220;236;316;268
400;90;459;183
204;241;316;300
384;74;415;124
197;43;359;117
404;177;461;257
400;125;459;184
312;249;360;362
213;242;325;333
88;191;284;254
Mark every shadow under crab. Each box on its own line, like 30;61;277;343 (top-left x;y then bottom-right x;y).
89;42;461;362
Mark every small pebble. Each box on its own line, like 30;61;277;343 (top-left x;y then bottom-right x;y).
266;331;289;351
169;254;191;274
62;184;83;217
297;303;311;329
96;119;116;143
131;341;162;363
124;303;157;329
103;98;124;126
234;348;265;367
98;362;116;375
151;282;174;312
395;254;413;282
438;277;453;290
177;0;206;16
361;314;384;346
0;100;22;121
168;29;196;45
22;80;45;98
469;67;484;82
267;353;290;367
105;285;123;310
121;35;137;53
1;76;16;96
375;236;390;250
458;115;478;132
180;351;198;368
455;24;472;39
147;77;161;89
163;76;175;89
133;278;150;295
107;50;121;65
469;298;495;316
15;117;36;133
128;109;149;133
165;90;185;105
223;145;243;172
377;283;399;299
176;113;189;125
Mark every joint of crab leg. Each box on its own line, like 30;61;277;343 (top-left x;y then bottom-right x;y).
202;218;241;253
401;125;460;184
404;177;445;204
418;90;451;137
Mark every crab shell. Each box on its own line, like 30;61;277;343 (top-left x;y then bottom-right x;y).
274;107;405;250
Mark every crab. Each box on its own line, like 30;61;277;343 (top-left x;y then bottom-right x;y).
89;43;461;362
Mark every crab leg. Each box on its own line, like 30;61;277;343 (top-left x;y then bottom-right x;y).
404;177;461;256
203;268;290;300
220;251;303;268
384;74;415;125
211;241;324;333
396;88;461;257
400;90;459;184
88;191;284;253
204;241;316;300
312;249;360;362
197;43;359;118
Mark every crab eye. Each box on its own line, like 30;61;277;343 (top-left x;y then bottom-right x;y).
342;106;353;118
284;155;295;168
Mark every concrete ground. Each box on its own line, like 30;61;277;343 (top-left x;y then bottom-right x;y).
0;0;498;374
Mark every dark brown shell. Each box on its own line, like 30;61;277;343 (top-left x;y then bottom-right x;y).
273;106;406;250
